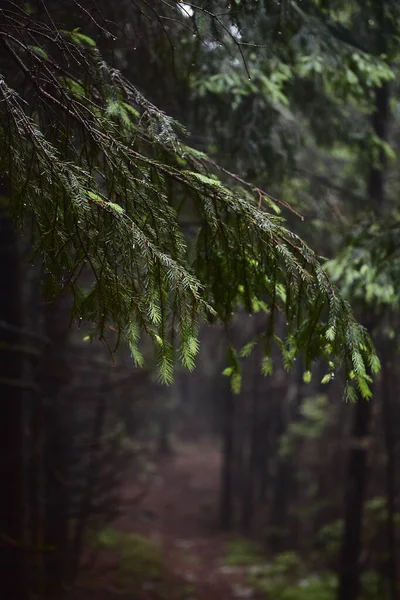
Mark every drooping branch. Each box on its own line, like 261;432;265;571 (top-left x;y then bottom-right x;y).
0;2;379;396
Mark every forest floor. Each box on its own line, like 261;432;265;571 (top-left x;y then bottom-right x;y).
72;439;266;600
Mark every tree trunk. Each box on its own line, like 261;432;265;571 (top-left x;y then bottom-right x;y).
28;393;45;597
381;346;398;600
42;296;72;599
220;377;235;530
0;205;28;600
338;397;372;600
44;397;70;599
338;79;389;600
70;394;107;581
240;382;259;534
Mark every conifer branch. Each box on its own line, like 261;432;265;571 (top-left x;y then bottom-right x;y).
0;4;379;396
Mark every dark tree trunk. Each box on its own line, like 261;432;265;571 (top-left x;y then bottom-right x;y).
338;79;389;600
0;205;28;600
70;394;107;581
338;397;373;600
240;385;259;533
220;378;235;530
241;346;268;533
44;397;70;599
270;456;294;552
28;392;45;596
41;296;72;599
381;347;398;600
259;407;271;503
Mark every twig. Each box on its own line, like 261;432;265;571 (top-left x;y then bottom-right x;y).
205;156;304;220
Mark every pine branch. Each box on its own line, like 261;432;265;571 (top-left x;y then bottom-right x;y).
0;6;379;396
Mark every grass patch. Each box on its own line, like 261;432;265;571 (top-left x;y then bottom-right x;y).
248;552;334;600
92;528;164;594
90;527;201;599
247;552;390;600
223;537;264;567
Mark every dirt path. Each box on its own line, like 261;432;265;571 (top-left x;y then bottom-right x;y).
73;440;263;600
119;440;222;537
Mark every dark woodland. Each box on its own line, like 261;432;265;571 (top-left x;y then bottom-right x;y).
0;1;400;599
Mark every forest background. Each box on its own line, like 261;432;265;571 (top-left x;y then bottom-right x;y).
1;1;400;600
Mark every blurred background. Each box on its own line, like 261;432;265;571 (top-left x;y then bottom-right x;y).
2;1;400;599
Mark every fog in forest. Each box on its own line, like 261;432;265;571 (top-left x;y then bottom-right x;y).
1;1;399;600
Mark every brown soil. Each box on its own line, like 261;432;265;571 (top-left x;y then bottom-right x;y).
71;439;264;600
